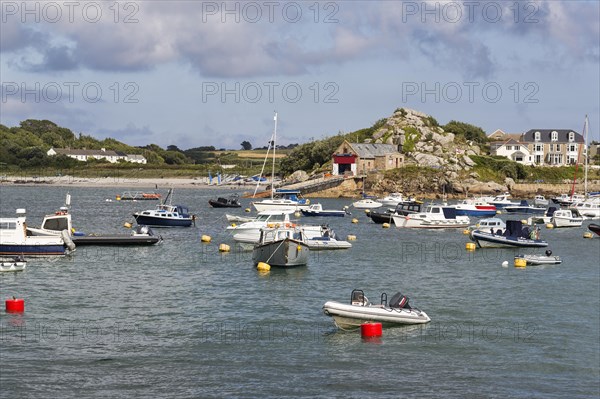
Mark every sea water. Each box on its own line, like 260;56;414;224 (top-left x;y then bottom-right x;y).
1;186;598;398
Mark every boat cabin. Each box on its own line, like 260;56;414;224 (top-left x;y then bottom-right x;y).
258;227;304;244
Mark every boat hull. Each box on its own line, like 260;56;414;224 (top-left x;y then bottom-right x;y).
552;217;583;228
133;214;193;227
0;260;26;272
305;238;352;250
71;235;161;246
0;244;66;256
208;199;241;208
393;216;470;229
588;223;600;236
252;239;308;267
454;208;497;217
301;210;346;217
514;255;561;265
322;301;431;329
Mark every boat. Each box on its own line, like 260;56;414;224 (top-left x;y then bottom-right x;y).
0;209;75;256
489;193;520;209
392;205;470;229
228;210;295;243
471;220;548;248
251;115;310;212
301;225;352;250
252;226;309;267
0;256;26;272
26;197;161;245
571;197;600;219
533;195;549;207
514;251;561;266
588;223;600;236
322;289;431;330
452;199;497;217
551;209;584;228
504;200;546;215
116;191;161;201
378;193;419;207
369;202;422;224
301;203;348;217
133;189;195;227
551;193;585;206
352;198;382;209
209;194;241;208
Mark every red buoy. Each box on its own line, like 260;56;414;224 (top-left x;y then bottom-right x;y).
361;322;382;338
5;297;24;313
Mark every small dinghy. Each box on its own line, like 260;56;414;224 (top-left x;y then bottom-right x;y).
209;194;241;208
515;250;561;266
323;289;431;330
0;256;26;272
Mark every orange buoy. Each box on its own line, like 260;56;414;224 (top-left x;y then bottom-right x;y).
5;297;24;313
360;322;382;338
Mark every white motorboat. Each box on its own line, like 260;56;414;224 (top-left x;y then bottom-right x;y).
514;252;561;266
552;209;584;228
533;195;549;207
301;203;347;217
378;193;412;207
527;207;558;225
468;217;506;233
252;227;309;267
323;289;431;330
551;193;585;206
0;256;26;272
228;210;295;243
571;197;600;219
489;193;520;209
352;199;382;209
133;189;194;227
392;205;470;229
1;209;74;256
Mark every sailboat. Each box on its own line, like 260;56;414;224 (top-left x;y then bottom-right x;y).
571;116;600;218
553;116;589;207
251;113;310;212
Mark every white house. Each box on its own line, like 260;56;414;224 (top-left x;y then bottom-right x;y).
47;148;147;164
490;139;533;165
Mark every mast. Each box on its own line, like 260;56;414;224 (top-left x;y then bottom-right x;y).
570;116;587;199
271;112;277;199
584;115;589;197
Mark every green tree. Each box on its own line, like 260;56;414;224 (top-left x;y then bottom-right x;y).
443;121;488;145
240;141;252;150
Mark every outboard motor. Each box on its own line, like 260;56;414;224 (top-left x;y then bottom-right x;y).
389;292;411;309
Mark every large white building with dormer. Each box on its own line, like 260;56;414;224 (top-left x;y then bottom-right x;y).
47;148;147;164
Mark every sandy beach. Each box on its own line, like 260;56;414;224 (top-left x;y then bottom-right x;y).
0;175;266;190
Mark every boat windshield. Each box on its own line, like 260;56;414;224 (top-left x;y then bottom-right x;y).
42;217;69;231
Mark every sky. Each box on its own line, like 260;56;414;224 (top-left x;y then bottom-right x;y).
1;0;599;149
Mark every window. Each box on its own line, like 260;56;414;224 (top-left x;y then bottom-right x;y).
551;131;558;141
506;145;512;151
549;144;554;152
535;144;543;152
556;144;561;152
569;144;577;152
568;132;575;142
514;145;520;151
0;222;16;230
534;131;541;141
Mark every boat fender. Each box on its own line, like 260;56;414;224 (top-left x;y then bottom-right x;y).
61;230;76;251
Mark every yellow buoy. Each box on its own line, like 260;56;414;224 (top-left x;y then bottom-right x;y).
351;218;358;224
521;219;528;225
115;196;121;201
514;258;527;268
382;222;390;228
465;242;476;251
347;234;357;241
219;243;230;252
496;210;502;215
123;222;132;228
462;229;470;235
257;262;271;272
297;245;302;251
201;235;211;243
583;231;593;239
364;209;371;214
546;223;554;229
294;211;301;217
245;208;251;213
230;223;237;227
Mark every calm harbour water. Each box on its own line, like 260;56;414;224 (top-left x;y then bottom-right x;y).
1;186;599;398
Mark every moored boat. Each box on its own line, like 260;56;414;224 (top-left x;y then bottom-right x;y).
116;191;161;201
452;199;497;217
323;289;431;330
369;202;422;224
392;205;470;229
552;209;584;228
300;225;352;250
301;203;348;217
514;252;561;266
588;223;600;236
133;189;194;227
209;194;241;208
352;198;382;209
0;256;26;272
489;193;520;209
504;200;546;215
471;220;548;248
533;195;549;207
1;209;74;256
252;227;309;267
